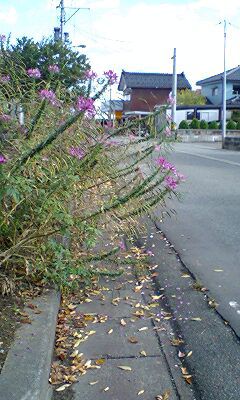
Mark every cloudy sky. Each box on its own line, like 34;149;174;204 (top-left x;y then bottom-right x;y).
1;0;240;94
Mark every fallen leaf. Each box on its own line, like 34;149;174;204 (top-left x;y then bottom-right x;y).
117;365;132;371
120;319;127;326
183;375;193;384
56;384;71;392
108;329;113;334
84;298;92;303
138;327;148;331
171;338;184;346
139;350;147;357
68;304;77;310
138;389;145;395
20;317;32;324
191;317;202;321
103;387;109;392
128;336;138;344
27;303;37;309
95;359;106;365
181;273;190;278
156;390;171;400
89;381;99;385
187;351;193;357
151;272;159;277
151;295;163;300
213;269;223;272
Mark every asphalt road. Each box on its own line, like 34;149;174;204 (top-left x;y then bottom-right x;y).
154;142;240;337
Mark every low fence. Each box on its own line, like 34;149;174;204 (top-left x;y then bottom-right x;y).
176;129;222;142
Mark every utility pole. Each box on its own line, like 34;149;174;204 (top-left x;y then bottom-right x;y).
60;0;66;41
55;2;90;43
222;19;227;144
171;48;177;128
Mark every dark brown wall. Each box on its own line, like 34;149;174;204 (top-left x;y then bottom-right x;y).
124;88;170;112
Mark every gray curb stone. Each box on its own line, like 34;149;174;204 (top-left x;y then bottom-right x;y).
0;289;60;400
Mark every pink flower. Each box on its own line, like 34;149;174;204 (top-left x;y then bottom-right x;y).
0;114;11;122
119;241;126;251
0;154;7;164
155;144;161;151
84;70;97;80
175;172;186;181
167;93;175;105
48;64;60;73
39;89;59;106
164;176;178;190
0;75;10;83
165;126;172;136
104;70;118;85
27;68;41;78
76;96;95;117
146;250;154;257
69;147;85;160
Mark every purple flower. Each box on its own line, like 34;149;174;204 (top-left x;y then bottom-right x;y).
76;96;95;117
39;89;59;106
119;241;126;251
48;64;60;74
165;126;172;136
164;176;178;190
155;157;176;173
0;34;6;42
0;154;7;164
69;147;85;160
175;172;186;181
104;70;118;85
84;70;97;80
0;114;11;122
146;250;154;257
27;68;41;79
0;75;10;83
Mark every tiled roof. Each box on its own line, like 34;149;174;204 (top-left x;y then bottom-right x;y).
118;70;191;91
196;66;240;86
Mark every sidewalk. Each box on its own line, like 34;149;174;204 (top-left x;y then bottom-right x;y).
53;257;195;400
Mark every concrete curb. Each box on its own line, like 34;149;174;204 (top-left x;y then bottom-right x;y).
0;289;60;400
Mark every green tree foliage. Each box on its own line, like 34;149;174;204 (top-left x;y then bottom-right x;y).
177;89;206;105
236;121;240;130
200;119;208;129
3;36;90;91
226;120;236;130
178;120;189;129
208;121;219;129
190;118;200;129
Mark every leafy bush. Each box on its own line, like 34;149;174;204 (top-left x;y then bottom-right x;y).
226;120;236;130
208;121;219;129
200;120;208;129
0;41;184;292
190;118;200;129
236;121;240;130
178;120;189;129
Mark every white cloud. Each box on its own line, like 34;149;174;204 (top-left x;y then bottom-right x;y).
0;6;17;24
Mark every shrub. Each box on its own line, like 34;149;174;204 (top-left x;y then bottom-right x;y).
190;118;200;129
236;121;240;130
178;120;189;129
200;120;208;129
226;120;236;130
208;121;219;129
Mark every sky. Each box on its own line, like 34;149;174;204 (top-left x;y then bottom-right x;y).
1;0;240;97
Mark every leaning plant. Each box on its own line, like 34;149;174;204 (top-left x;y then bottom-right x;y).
0;40;184;292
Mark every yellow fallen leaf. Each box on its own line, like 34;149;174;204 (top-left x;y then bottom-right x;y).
120;319;127;326
151;295;163;300
191;317;202;321
181;273;190;278
138;327;148;331
187;351;193;357
117;365;132;371
103;387;109;392
56;384;71;392
108;329;113;334
89;381;99;385
85;298;92;303
87;330;96;336
140;350;147;357
214;269;223;272
138;389;145;395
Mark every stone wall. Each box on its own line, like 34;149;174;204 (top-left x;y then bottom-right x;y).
176;129;222;142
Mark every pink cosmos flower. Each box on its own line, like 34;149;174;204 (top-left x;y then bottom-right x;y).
84;70;97;80
39;89;59;106
0;154;7;164
167;93;175;105
27;68;41;78
0;114;11;122
164;176;178;190
48;64;60;73
104;70;118;85
0;75;10;83
76;96;95;117
69;147;85;160
155;144;161;151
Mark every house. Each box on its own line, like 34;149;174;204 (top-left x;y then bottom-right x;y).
196;66;240;106
118;70;191;118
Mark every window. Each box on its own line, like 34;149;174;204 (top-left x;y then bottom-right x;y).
233;85;240;95
212;87;218;96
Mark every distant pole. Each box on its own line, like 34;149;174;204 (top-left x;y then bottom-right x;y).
60;0;65;41
109;86;112;123
172;48;177;128
222;20;227;142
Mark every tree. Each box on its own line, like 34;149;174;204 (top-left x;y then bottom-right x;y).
3;36;90;91
177;89;206;105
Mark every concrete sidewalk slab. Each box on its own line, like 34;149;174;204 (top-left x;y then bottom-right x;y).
0;289;60;400
76;317;161;358
72;357;178;400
